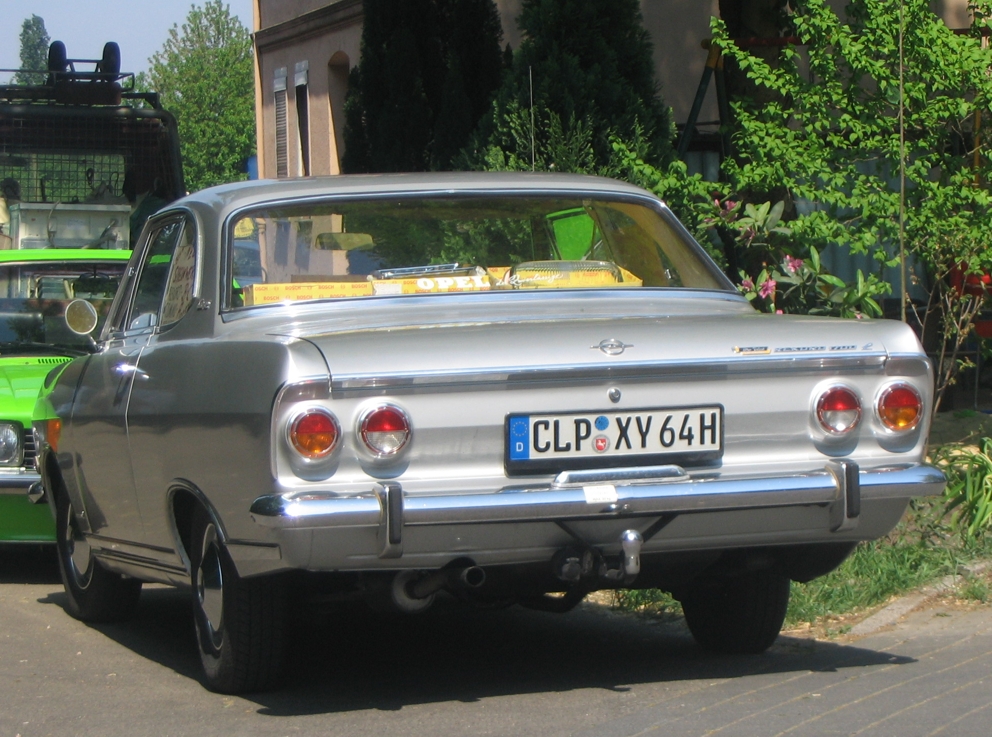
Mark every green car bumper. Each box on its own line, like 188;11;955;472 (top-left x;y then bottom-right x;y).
0;475;53;542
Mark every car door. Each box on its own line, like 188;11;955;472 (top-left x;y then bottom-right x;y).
67;217;186;550
124;215;201;558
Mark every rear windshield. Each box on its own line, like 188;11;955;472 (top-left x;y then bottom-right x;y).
226;196;728;308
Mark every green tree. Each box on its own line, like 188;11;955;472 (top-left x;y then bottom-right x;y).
619;0;992;407
342;0;503;173
464;0;674;174
145;1;254;191
719;0;992;407
14;15;50;86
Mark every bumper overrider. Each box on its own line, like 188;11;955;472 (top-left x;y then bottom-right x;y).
249;462;945;566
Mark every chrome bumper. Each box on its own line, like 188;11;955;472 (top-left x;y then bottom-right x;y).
0;470;42;498
250;463;945;557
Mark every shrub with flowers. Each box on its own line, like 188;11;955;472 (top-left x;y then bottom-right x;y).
714;199;890;318
738;246;889;318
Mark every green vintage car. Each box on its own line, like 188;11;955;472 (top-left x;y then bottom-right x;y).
0;248;131;543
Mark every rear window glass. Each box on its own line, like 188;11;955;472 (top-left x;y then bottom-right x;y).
226;195;728;308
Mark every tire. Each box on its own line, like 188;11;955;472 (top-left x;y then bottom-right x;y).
100;42;121;77
54;481;141;623
47;41;67;74
680;570;790;654
189;505;286;693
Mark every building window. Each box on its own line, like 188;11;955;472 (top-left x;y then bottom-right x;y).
295;61;310;177
274;68;288;179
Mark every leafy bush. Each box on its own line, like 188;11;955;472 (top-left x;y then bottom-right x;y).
933;439;992;538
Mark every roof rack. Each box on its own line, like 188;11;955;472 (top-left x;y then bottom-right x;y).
0;41;159;108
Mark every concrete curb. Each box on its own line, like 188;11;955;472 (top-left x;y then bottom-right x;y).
847;561;992;637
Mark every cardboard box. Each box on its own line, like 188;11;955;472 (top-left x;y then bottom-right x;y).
243;281;373;305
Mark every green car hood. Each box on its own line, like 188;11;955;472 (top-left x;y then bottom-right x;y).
0;356;72;428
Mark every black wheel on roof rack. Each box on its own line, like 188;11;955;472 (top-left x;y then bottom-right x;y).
100;42;121;78
47;41;67;76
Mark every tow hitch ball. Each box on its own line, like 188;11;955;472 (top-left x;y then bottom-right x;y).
553;529;643;586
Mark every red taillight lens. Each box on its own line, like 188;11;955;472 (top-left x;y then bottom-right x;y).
878;384;923;431
360;405;411;456
816;386;861;434
289;409;340;459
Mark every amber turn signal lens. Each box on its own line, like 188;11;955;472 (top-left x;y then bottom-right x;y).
289;409;340;458
816;386;861;434
878;384;923;431
47;418;62;452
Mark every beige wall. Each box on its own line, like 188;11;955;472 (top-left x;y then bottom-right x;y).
258;0;334;30
254;0;361;179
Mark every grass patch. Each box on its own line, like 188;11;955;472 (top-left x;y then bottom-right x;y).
959;577;991;603
785;500;992;625
611;498;992;628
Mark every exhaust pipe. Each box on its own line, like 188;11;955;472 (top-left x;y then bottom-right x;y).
409;565;485;600
388;565;486;613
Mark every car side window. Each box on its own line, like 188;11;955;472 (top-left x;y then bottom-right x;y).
160;224;196;327
127;218;195;331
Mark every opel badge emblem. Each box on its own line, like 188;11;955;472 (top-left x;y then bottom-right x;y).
593;338;632;356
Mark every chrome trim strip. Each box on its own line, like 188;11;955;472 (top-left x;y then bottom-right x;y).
331;354;889;393
249;463;944;530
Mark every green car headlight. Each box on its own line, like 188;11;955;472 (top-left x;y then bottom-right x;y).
0;423;22;465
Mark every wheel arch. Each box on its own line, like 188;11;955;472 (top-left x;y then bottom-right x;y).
168;481;229;577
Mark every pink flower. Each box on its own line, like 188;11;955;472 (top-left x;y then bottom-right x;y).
759;279;777;299
785;256;804;274
741;278;754;291
776;309;784;314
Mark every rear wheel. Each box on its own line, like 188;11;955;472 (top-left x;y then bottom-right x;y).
55;482;141;622
190;505;286;693
680;570;790;654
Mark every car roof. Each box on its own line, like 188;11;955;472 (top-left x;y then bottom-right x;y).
171;171;662;224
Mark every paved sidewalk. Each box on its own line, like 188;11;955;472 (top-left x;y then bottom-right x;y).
573;599;992;737
4;548;992;737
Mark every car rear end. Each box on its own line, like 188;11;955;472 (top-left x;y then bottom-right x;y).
253;301;940;586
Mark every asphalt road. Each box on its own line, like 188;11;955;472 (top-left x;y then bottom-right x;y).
3;547;992;737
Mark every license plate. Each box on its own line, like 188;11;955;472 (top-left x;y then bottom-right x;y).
505;405;723;475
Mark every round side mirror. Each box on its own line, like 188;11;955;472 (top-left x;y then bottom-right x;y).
65;299;99;336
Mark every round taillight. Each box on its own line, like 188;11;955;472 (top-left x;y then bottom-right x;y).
877;383;923;432
289;409;340;459
816;386;861;435
360;405;411;457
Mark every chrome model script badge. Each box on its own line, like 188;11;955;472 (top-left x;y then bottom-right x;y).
593;338;633;356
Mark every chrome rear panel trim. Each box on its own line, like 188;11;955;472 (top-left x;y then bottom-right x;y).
330;354;889;395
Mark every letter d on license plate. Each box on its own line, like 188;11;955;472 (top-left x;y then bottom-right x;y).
505;405;723;475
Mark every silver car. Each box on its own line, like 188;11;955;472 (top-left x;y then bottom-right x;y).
34;173;944;693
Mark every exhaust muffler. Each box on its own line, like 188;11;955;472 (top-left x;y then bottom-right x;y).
388;564;486;613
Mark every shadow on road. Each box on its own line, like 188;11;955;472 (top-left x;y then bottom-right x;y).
32;582;918;715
